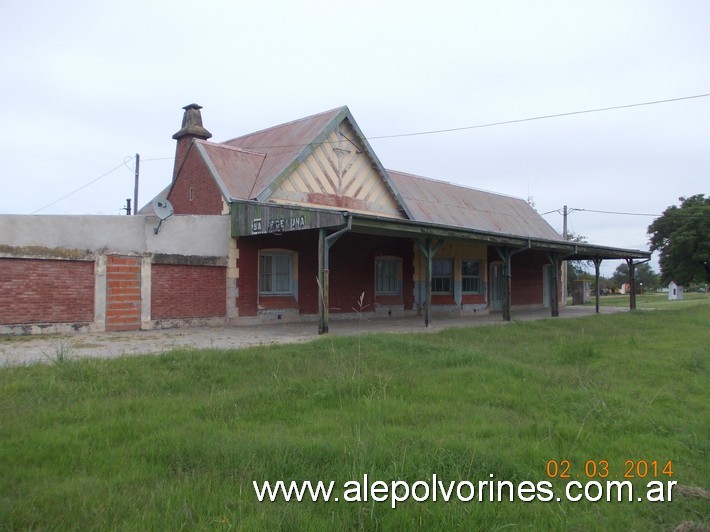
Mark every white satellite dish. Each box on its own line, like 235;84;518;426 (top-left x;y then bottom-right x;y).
153;199;174;220
153;199;174;234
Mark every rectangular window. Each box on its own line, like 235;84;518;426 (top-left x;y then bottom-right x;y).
431;259;452;293
375;258;399;295
462;260;481;293
259;253;293;294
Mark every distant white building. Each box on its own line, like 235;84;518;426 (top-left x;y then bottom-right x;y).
668;281;684;300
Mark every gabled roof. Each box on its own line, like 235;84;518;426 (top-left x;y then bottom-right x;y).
166;105;572;243
193;106;412;218
223;107;345;201
193;141;266;201
389;170;562;241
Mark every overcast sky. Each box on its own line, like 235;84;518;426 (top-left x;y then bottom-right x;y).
2;0;708;276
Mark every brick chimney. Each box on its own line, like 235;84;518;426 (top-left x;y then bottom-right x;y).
172;103;212;181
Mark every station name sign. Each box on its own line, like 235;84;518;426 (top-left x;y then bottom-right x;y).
251;215;306;234
231;202;346;237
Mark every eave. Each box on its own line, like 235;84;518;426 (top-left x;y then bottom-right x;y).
230;200;650;260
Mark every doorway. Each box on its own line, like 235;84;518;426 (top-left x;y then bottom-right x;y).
542;264;551;308
489;262;505;311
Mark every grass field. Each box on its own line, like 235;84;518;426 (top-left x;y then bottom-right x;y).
1;302;708;530
582;291;709;310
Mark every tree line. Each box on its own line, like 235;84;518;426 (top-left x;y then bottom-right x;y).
566;193;709;293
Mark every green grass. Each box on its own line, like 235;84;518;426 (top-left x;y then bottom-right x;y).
583;291;709;309
1;303;708;530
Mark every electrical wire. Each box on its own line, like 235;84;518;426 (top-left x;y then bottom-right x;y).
542;207;661;217
368;93;710;140
241;92;710;150
573;208;661;217
28;92;709;212
30;159;132;214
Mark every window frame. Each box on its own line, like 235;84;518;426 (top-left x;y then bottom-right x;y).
431;258;453;294
258;251;294;295
375;256;400;296
461;259;482;294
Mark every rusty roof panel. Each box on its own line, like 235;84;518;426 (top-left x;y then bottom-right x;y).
190;106;564;243
223;107;346;199
195;141;265;200
388;170;563;241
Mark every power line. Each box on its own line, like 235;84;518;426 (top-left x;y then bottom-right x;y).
27;92;709;212
574;208;661;217
368;93;710;140
542;207;661;217
239;92;710;150
30;159;132;214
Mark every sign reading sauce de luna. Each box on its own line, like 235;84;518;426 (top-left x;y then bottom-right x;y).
232;202;346;237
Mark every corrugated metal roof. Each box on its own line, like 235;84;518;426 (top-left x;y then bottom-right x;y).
195;141;265;201
388;170;563;241
222;106;346;200
186;106;564;242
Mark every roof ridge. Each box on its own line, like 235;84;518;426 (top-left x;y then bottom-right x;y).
222;106;348;145
387;169;528;203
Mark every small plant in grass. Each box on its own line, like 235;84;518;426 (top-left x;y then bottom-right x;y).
48;339;75;364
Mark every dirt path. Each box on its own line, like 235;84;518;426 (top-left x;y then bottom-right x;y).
0;306;623;366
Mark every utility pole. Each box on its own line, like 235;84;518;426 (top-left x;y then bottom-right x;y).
133;153;140;215
122;198;132;215
562;205;568;240
562;205;568;304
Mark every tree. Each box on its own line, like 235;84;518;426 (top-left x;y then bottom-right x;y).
565;232;592;295
648;195;710;285
611;263;660;292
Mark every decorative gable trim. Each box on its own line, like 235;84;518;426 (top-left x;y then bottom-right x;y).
255;108;414;219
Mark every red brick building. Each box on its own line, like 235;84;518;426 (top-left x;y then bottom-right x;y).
0;104;650;334
159;104;649;332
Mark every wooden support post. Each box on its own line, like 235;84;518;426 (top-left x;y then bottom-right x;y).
551;255;559;317
317;221;352;335
504;252;512;321
593;258;603;314
626;258;637;311
494;247;515;321
318;228;327;334
546;252;561;317
415;238;445;327
424;240;432;327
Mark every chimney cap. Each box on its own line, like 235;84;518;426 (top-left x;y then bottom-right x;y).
172;103;212;140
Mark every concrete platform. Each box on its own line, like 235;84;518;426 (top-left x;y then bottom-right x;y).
0;306;624;367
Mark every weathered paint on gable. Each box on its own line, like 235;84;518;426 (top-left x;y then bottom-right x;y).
269;120;405;218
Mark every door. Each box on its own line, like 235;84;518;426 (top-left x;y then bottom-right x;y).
543;264;551;308
489;262;505;311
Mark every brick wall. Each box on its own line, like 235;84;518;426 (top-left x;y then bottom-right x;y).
105;255;142;331
151;264;226;319
237;231;415;317
168;143;225;215
511;251;549;305
0;258;94;324
236;232;318;317
325;233;415;313
236;237;260;317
